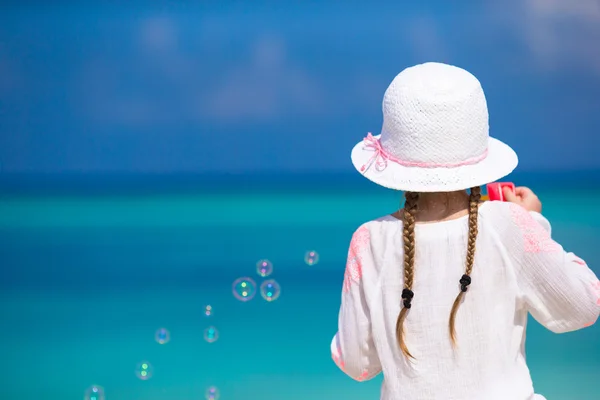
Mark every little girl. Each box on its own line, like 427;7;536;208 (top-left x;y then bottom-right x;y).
330;62;599;400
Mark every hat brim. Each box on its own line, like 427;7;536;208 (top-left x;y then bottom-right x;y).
350;135;518;192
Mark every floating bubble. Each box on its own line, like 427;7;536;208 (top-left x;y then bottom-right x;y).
135;361;154;380
256;259;273;277
84;385;105;400
205;386;220;400
204;305;213;317
232;277;257;302
204;326;219;343
304;250;320;266
155;327;170;345
260;279;281;302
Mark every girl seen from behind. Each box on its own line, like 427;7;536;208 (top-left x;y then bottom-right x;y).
331;62;600;400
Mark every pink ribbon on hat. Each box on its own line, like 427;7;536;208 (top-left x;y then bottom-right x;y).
360;133;489;172
360;133;390;172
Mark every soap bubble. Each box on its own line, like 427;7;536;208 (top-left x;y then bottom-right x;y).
232;277;257;302
205;386;220;400
84;385;105;400
155;327;170;345
204;326;219;343
135;361;154;380
304;250;320;266
256;259;273;277
204;305;213;317
260;279;281;302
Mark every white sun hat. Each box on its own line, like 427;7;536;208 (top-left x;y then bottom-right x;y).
351;62;518;193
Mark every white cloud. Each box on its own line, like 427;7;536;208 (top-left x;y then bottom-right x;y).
482;0;600;74
138;16;179;53
75;31;329;126
74;19;385;127
520;0;600;73
200;35;326;122
527;0;600;21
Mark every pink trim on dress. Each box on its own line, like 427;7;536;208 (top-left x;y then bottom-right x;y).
331;339;345;370
356;370;371;382
331;353;345;370
343;225;371;293
360;133;488;172
593;281;600;306
573;256;587;266
509;204;561;253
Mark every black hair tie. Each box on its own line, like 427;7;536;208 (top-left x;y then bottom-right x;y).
401;288;414;309
459;274;472;292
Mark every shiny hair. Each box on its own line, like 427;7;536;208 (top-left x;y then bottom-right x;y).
396;187;481;359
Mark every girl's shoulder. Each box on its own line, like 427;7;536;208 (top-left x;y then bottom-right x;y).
348;214;401;241
480;200;532;224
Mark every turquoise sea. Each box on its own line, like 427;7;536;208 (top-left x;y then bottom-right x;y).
0;173;599;400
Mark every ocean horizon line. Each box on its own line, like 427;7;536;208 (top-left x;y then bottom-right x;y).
0;170;598;195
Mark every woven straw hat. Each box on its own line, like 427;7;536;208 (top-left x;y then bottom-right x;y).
351;62;518;192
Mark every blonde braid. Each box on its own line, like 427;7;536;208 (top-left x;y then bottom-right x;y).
449;186;481;346
396;191;419;359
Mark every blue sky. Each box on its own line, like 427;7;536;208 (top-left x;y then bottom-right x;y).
0;1;599;174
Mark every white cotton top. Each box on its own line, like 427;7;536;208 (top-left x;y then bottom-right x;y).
331;200;600;400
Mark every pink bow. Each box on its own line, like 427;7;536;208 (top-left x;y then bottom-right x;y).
360;133;389;172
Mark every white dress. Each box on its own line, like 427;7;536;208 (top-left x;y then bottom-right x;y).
331;200;599;400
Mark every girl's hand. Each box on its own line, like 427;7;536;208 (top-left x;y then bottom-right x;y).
503;186;542;213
